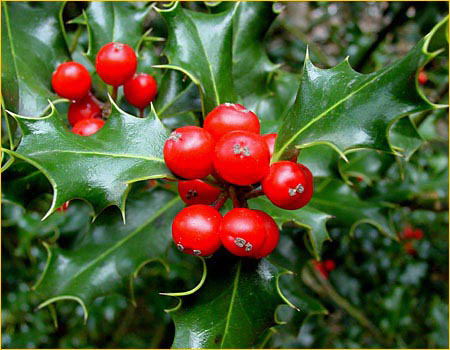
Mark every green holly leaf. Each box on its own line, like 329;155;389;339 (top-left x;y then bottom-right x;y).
1;2;69;116
274;17;448;162
167;255;298;348
390;116;423;160
249;197;332;260
226;2;298;128
311;179;396;239
34;188;182;321
154;70;202;128
82;2;151;61
155;2;238;115
3;102;171;219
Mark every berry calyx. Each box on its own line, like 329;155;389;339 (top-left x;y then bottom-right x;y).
253;210;279;258
262;133;277;158
204;103;260;141
164;126;215;179
68;93;102;126
72;118;105;136
178;180;222;206
418;70;428;85
172;205;222;256
95;42;137;86
262;161;313;210
124;73;158;109
213;131;270;186
51;62;91;100
219;208;266;257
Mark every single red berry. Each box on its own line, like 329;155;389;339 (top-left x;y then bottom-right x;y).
51;62;91;100
172;204;222;256
72;118;105;136
404;241;417;255
164;126;215;179
124;73;158;109
220;208;267;257
57;201;70;212
178;180;222;206
413;228;424;240
402;225;415;240
204;103;260;141
213;131;270;186
313;260;329;279
253;210;280;258
262;133;277;158
323;259;336;271
418;70;428;85
67;93;102;126
95;42;137;86
262;161;313;210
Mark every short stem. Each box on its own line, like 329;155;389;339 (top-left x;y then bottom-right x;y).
139;108;145;118
229;186;240;208
111;86;118;101
244;188;264;199
213;191;229;210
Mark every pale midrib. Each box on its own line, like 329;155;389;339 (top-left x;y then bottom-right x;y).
65;197;180;286
186;15;221;106
276;63;397;159
29;149;165;163
220;261;241;347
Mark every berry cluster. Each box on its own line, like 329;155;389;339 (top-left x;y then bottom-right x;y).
164;103;314;258
401;225;424;255
51;42;158;136
313;259;336;279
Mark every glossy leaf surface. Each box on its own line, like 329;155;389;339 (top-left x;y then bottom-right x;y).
34;188;182;317
156;2;237;115
274;18;447;161
4;103;171;217
1;2;69;116
170;256;295;348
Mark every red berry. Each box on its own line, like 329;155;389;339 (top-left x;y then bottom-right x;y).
418;70;428;85
414;229;424;240
172;205;222;256
67;93;102;126
204;103;260;141
313;260;329;279
323;259;336;271
51;62;91;100
404;241;417;255
262;161;313;210
262;133;277;158
57;201;70;212
164;126;215;179
178;180;222;206
220;208;267;257
253;210;280;258
95;42;137;86
124;73;158;109
72;118;105;136
402;225;415;240
213;131;270;186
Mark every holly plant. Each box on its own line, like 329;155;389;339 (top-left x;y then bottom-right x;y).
2;2;448;348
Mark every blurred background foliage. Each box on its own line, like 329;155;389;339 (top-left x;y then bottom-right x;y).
2;1;448;348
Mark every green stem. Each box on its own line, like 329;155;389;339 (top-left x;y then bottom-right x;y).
69;25;82;54
213;191;229;210
111;86;118;102
305;264;389;346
